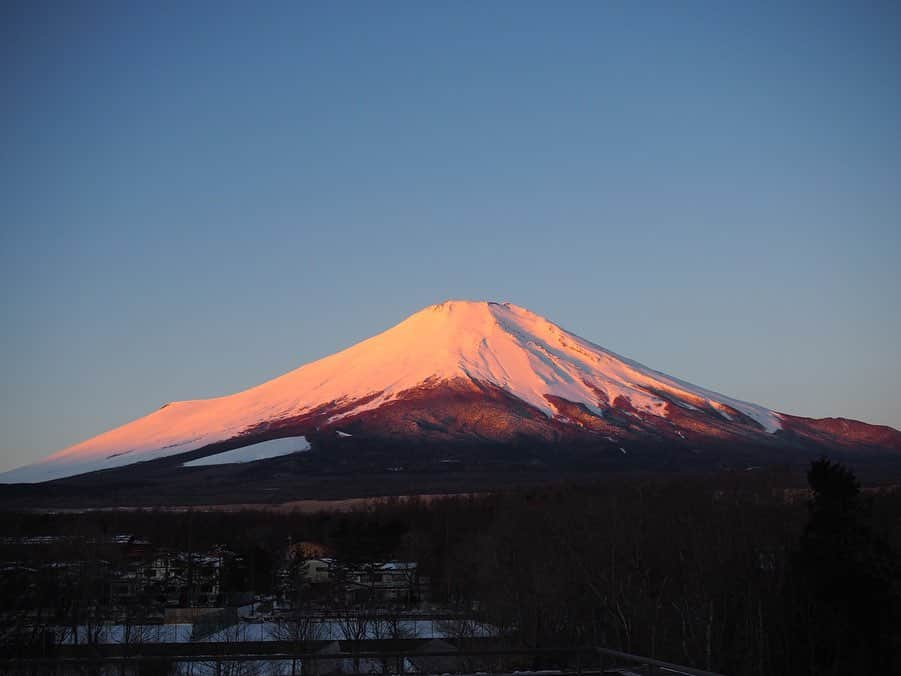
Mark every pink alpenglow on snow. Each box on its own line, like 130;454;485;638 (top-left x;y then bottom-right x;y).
1;300;785;483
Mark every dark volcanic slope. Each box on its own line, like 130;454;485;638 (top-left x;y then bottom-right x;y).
3;382;901;508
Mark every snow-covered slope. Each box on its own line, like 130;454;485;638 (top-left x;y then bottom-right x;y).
181;436;310;467
2;300;789;483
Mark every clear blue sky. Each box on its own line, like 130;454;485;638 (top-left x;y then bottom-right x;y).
2;1;899;472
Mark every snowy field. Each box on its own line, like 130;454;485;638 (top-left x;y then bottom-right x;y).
58;617;495;644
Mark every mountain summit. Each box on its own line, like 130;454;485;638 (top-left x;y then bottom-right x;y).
3;300;899;485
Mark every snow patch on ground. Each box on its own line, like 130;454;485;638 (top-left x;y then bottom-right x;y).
183;436;310;467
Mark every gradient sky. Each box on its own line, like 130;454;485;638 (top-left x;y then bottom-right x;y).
2;1;900;472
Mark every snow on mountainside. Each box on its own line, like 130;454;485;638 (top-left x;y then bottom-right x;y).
2;300;790;483
181;436;310;467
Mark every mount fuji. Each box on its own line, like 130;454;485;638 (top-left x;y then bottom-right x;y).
3;301;899;494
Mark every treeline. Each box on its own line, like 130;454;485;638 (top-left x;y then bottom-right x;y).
1;464;900;674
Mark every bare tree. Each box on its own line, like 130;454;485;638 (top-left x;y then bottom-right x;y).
268;613;325;676
192;621;262;676
370;603;418;673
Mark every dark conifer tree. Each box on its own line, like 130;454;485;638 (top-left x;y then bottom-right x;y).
789;458;901;674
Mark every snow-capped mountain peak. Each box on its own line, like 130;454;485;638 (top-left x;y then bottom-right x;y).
0;299;855;485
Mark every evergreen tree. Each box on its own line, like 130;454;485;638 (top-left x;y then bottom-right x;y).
789;458;901;674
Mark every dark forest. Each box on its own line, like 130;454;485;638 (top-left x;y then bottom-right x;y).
1;462;899;675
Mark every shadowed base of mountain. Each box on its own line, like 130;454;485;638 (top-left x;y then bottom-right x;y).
3;433;901;509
